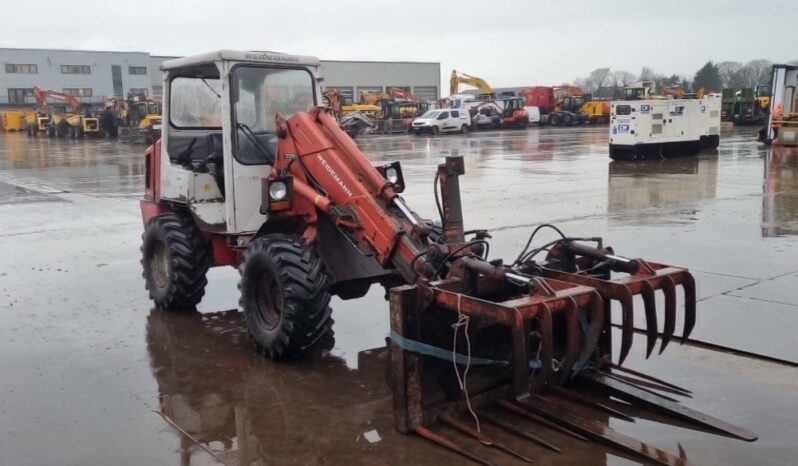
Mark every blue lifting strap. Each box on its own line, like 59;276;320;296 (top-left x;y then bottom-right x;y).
390;330;541;369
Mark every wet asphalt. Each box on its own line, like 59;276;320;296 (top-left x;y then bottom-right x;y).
0;125;797;466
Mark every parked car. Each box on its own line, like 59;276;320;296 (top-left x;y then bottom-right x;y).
410;109;471;135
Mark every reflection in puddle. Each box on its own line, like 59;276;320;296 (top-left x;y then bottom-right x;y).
607;156;718;216
146;309;395;465
763;147;798;237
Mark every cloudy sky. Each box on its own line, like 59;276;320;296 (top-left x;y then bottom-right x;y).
1;0;795;89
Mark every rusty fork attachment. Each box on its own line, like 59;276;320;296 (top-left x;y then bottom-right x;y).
389;156;756;466
529;239;698;366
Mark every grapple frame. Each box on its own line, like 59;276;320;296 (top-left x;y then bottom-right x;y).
389;155;755;466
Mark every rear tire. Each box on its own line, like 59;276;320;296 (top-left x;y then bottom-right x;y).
239;234;333;359
562;113;575;126
460;124;468;134
141;212;211;310
549;114;561;126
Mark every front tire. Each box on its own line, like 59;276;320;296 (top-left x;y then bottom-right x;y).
432;126;439;135
141;212;211;310
239;234;333;359
460;124;468;134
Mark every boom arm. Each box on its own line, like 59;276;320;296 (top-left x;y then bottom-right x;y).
272;108;425;281
32;87;81;114
450;70;493;97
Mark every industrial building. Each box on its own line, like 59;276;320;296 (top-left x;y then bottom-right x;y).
0;47;440;107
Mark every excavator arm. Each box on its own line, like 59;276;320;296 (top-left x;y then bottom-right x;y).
450;70;493;97
32;87;81;114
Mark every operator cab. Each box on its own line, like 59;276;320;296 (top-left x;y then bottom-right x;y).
156;50;321;233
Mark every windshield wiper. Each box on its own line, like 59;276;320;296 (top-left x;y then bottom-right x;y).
236;122;274;163
201;78;221;98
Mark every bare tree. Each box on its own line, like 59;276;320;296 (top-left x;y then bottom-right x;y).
587;67;611;92
733;59;772;88
639;66;657;81
717;61;742;88
613;70;636;87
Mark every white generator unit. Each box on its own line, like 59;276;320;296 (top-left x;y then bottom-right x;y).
609;95;721;160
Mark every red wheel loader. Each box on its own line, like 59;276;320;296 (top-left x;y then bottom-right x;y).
140;50;756;466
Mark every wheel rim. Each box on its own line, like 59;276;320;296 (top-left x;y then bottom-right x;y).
254;269;282;330
150;240;170;291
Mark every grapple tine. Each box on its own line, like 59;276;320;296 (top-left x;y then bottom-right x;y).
536;303;554;387
478;410;563;453
558;297;580;383
439;414;533;463
518;396;690;466
608;362;693;395
543;386;636;422
681;272;697;341
659;275;678;354
640;280;658;358
580;371;758;442
574;291;604;373
497;399;589;441
617;290;634;367
414;426;499;466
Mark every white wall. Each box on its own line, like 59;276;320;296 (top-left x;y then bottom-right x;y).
0;48;152;105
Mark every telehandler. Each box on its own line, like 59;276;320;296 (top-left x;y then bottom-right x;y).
140;50;755;465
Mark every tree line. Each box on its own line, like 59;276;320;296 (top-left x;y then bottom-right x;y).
573;59;798;96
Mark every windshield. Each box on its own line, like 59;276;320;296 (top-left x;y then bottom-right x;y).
421;110;440;119
169;77;222;127
133;103;148;120
233;66;315;164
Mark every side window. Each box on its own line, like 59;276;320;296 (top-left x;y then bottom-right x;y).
451;110;459;118
169;77;222;128
437;111;449;120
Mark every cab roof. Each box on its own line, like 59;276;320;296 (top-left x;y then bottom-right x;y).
160;49;320;71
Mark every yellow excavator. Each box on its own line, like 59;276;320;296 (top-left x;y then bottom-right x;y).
450;70;494;98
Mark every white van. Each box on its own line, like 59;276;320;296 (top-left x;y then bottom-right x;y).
410;109;472;135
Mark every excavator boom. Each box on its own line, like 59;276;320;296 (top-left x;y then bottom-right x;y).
32;87;81;114
450;70;493;97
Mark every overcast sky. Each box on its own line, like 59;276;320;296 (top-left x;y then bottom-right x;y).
1;0;796;92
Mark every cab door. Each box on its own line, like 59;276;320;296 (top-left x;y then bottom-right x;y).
224;62;319;233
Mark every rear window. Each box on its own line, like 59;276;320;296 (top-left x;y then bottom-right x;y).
451;110;459;117
615;104;631;116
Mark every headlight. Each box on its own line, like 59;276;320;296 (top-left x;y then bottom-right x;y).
261;177;293;213
386;167;399;184
269;181;287;200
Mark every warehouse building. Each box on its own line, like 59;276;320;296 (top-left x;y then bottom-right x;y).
0;48;440;107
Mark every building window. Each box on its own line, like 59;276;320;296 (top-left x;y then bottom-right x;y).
324;86;354;102
61;65;91;74
63;88;93;97
129;66;147;75
357;86;383;94
129;88;149;97
7;88;33;104
413;86;438;102
5;64;38;74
